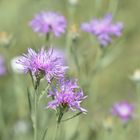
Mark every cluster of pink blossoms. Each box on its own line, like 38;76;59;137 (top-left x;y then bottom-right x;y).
18;11;125;115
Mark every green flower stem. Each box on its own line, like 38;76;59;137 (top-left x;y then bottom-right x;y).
34;89;37;140
136;82;140;132
88;48;107;100
45;33;52;48
91;47;107;76
70;42;80;73
0;98;8;140
66;1;77;66
54;106;67;140
108;0;119;16
87;48;107;123
94;0;102;15
54;123;60;140
33;80;40;140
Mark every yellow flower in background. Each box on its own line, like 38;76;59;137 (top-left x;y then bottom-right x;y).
102;116;113;131
0;31;12;47
69;24;79;41
70;24;78;33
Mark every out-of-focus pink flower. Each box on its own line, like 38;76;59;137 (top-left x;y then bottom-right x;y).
112;101;134;122
81;14;123;46
29;11;67;37
0;55;6;76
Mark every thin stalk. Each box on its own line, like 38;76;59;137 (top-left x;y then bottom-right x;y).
87;48;107;122
70;42;80;73
34;88;37;140
45;33;52;48
53;123;60;140
108;0;119;16
0;98;8;140
33;80;40;140
53;107;65;140
65;1;77;65
136;81;140;137
91;47;107;77
94;0;102;15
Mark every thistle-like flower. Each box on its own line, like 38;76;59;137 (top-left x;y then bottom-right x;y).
0;55;6;76
111;101;134;122
47;79;87;113
17;48;68;83
81;13;123;46
29;11;67;37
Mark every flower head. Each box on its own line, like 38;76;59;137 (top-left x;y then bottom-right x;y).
47;79;87;113
0;55;6;76
17;48;68;82
81;13;123;46
29;11;67;37
111;101;134;122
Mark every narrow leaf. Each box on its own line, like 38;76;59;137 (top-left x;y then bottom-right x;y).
41;127;48;140
62;112;82;122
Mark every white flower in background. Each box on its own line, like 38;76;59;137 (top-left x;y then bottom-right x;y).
13;120;29;135
130;70;140;82
68;0;78;5
11;56;24;74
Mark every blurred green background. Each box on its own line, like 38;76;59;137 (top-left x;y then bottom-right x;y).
0;0;140;140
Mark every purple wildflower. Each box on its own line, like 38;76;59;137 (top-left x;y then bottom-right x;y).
29;11;67;37
17;48;68;82
47;79;87;113
81;13;123;46
111;101;134;122
0;55;6;76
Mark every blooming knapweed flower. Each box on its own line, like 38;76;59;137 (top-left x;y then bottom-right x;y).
29;11;67;37
111;101;134;122
81;14;123;46
17;48;68;82
47;79;87;113
0;55;6;76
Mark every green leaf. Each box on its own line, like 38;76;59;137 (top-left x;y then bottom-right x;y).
62;112;82;122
